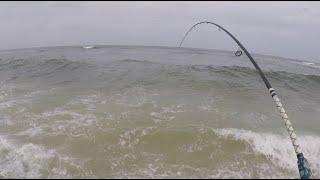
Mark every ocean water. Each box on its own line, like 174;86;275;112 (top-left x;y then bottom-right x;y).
0;45;319;178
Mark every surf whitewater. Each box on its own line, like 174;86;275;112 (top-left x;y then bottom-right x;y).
0;45;319;178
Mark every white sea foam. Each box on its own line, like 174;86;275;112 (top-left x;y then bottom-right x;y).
213;128;320;178
17;127;44;138
118;127;157;148
0;135;85;178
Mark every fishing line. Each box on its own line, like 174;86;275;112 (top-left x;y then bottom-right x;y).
178;21;313;179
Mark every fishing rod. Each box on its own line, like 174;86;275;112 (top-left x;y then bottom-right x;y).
179;21;313;179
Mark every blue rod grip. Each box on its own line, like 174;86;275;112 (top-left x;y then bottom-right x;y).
297;153;312;179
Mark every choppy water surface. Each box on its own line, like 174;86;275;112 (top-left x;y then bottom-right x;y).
0;45;319;178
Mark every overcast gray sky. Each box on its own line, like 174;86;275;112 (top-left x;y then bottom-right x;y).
0;1;319;61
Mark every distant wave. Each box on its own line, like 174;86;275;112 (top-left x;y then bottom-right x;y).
1;57;319;90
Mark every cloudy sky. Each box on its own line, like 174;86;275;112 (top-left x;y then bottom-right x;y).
0;1;319;61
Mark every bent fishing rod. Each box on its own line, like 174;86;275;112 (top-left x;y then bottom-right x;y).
179;21;313;179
